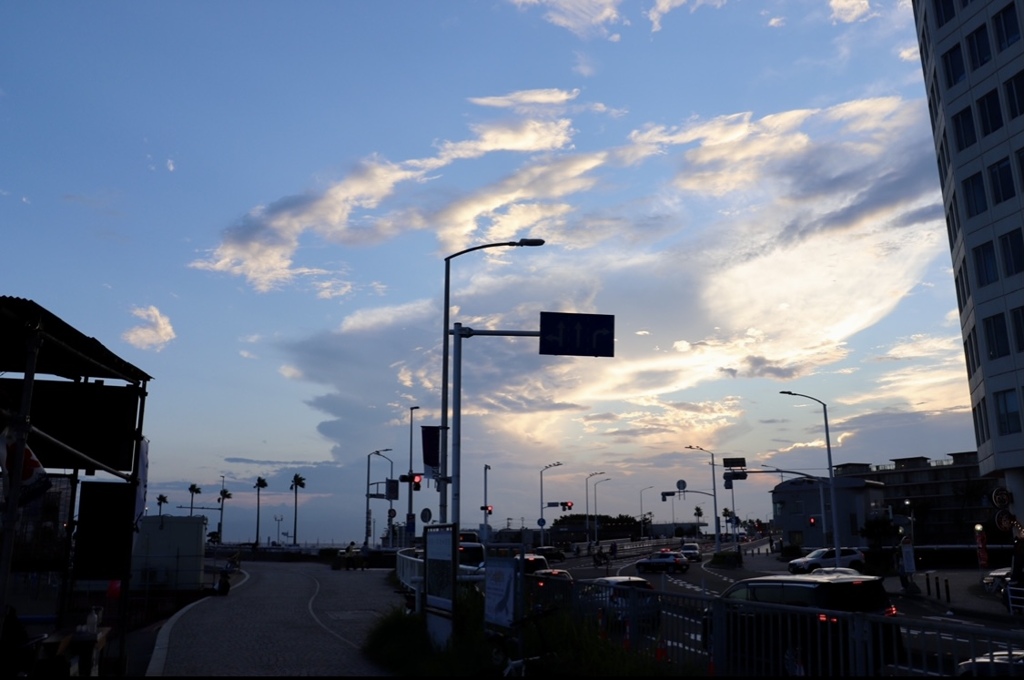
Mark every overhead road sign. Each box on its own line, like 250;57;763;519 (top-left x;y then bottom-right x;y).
722;457;746;468
538;312;614;357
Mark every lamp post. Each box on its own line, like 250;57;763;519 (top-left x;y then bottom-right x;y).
904;499;915;543
640;486;653;540
439;238;545;525
218;475;225;543
539;461;563;545
483;464;491;538
594;477;611;544
780;390;841;568
686;445;721;554
407;406;419;546
274;514;284;545
365;448;393;547
585;471;605;545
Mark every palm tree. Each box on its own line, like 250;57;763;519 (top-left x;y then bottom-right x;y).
157;494;169;516
694;505;703;536
290;474;306;546
217;488;233;544
254;476;268;548
188;484;202;516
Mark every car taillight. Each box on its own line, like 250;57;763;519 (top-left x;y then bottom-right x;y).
884;604;898;617
817;613;840;624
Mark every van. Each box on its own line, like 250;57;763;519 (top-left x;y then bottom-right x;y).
702;573;903;675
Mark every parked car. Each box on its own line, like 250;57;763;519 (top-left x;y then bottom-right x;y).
788;547;865;574
532;546;566;563
514;553;550;574
956;650;1024;676
524;568;574;609
635;549;690;574
578;576;660;631
679;543;702;562
702;573;902;675
982;566;1012;596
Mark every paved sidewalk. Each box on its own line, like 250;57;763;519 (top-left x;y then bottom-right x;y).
136;561;402;676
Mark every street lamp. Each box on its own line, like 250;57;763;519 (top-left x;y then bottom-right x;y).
686;445;721;554
365;448;393;547
904;499;915;543
640;486;654;540
439;238;545;525
539;461;563;545
780;390;841;568
274;514;284;545
594;477;611;544
585;471;605;545
407;406;420;546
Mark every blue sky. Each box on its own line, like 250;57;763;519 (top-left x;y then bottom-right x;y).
1;0;975;546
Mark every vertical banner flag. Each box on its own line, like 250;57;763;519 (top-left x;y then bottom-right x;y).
421;425;441;483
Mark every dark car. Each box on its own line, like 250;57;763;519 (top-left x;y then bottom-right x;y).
635;549;689;574
579;576;660;631
702;573;903;676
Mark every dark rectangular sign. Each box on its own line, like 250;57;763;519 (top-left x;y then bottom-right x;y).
722;457;747;468
538;312;614;357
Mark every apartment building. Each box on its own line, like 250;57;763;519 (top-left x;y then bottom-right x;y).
911;0;1024;536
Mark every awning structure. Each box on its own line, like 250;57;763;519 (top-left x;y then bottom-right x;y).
0;296;152;383
0;296;153;661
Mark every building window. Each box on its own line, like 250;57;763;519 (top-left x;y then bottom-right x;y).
989;157;1016;204
967;25;993;69
942;44;967;88
953;106;977;150
946;199;960;249
973;240;999;286
973;396;990;444
993;3;1022;51
1006;70;1024;119
935;0;956;27
955;265;967;312
964;172;988;218
983;313;1011;359
977;89;1004;136
1000;227;1024;276
994;389;1022;435
966;325;981;377
1011;306;1024;353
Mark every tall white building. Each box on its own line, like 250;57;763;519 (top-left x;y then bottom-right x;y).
911;0;1023;535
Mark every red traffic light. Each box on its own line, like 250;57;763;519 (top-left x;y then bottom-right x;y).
487;505;493;515
809;516;817;527
412;474;422;491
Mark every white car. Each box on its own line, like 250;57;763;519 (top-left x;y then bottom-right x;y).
788;547;865;574
679;543;702;562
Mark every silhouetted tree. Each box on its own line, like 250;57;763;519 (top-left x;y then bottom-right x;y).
157;494;169;516
188;484;202;516
290;474;306;546
254;476;267;547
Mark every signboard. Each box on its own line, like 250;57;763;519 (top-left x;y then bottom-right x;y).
722;457;747;468
992;487;1012;509
538;312;614;357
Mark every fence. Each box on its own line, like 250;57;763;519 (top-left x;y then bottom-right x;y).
396;549;1024;676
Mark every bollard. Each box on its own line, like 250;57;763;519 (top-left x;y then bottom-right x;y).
934;575;940;599
925;575;932;597
944;578;951;604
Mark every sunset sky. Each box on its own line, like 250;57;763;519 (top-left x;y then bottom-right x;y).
0;0;974;545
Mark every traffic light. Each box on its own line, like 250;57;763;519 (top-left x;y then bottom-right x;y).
560;501;573;511
487;505;493;515
412;473;422;491
399;474;410;483
809;516;817;527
